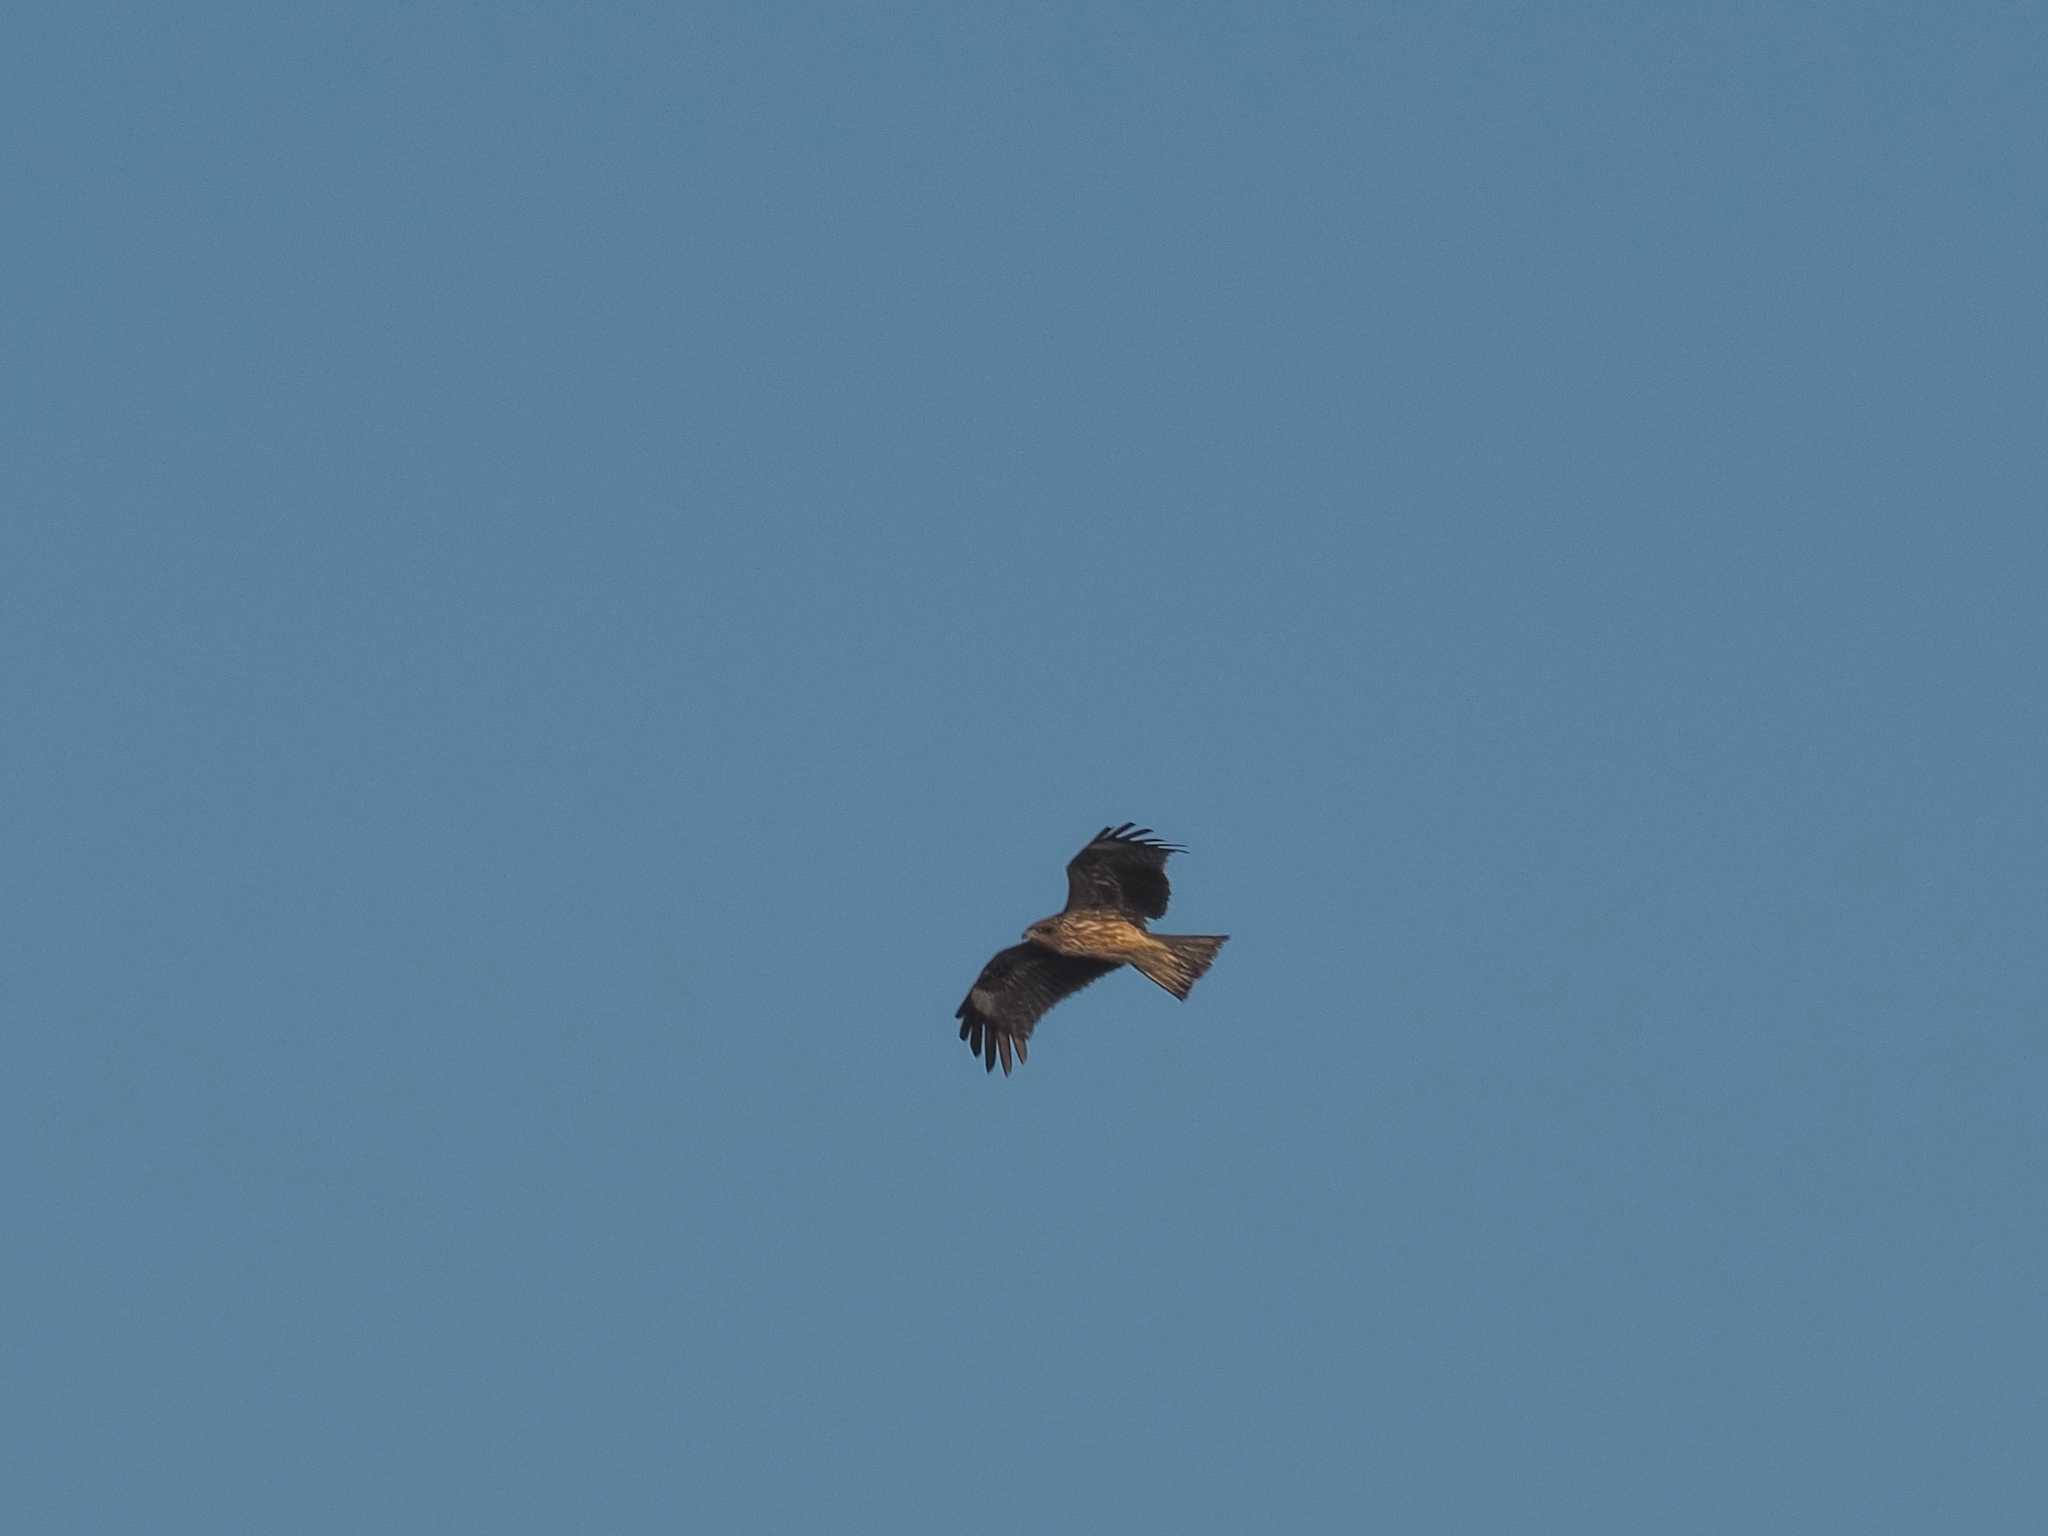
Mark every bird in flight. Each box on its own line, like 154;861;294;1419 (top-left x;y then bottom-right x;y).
955;823;1229;1075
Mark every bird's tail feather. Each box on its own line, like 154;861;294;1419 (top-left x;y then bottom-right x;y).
1132;934;1228;1000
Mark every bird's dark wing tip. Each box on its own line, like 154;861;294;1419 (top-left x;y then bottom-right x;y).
1093;822;1185;854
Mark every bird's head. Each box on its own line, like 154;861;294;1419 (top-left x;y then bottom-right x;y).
1022;918;1059;946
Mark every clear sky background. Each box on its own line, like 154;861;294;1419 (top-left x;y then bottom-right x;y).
6;3;2044;1530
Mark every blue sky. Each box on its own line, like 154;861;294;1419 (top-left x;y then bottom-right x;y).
6;2;2045;1529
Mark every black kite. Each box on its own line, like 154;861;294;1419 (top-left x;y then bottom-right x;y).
954;823;1228;1075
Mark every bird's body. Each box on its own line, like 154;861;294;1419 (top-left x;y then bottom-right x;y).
955;823;1228;1075
1027;908;1156;961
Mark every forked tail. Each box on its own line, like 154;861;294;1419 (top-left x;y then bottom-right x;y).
1131;934;1229;1000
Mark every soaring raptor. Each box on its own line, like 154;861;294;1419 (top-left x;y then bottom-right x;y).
955;823;1228;1075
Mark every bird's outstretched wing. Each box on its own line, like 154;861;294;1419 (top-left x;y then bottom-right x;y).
1063;823;1183;920
955;943;1119;1075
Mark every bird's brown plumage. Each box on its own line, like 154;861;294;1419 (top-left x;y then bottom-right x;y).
1063;823;1181;918
954;823;1229;1075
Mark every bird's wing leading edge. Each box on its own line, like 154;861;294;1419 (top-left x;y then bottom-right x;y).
1062;822;1182;920
955;943;1119;1075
